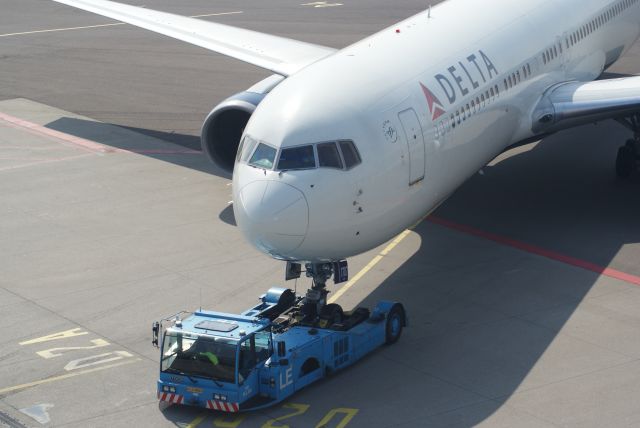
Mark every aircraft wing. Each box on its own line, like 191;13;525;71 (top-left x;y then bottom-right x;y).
51;0;336;76
532;76;640;134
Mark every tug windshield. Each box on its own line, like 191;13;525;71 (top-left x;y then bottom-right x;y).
161;332;238;384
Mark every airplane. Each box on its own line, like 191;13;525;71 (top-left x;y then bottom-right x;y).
51;0;640;289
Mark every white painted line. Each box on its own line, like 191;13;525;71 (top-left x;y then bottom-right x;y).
19;404;54;425
0;22;124;37
0;11;244;38
301;1;343;7
190;11;243;18
0;154;93;172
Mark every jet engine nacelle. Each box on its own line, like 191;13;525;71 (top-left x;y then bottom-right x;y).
201;74;284;173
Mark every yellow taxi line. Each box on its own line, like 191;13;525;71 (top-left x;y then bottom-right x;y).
0;358;140;395
328;229;412;304
185;414;207;428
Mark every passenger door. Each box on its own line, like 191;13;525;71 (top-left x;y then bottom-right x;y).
398;108;425;185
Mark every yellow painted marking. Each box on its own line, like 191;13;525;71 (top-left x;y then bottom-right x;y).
214;414;247;427
64;351;133;371
262;403;310;428
0;11;244;37
315;408;359;428
37;338;110;359
19;328;88;346
185;414;207;428
328;230;412;304
0;358;140;395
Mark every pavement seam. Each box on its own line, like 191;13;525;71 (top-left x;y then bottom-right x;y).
513;309;639;360
52;397;160;428
493;357;640;399
488;400;563;428
378;352;495;402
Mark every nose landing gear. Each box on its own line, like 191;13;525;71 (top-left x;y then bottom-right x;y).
615;116;640;179
282;262;347;327
301;263;333;320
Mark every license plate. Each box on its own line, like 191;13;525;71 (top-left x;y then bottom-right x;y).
186;387;203;394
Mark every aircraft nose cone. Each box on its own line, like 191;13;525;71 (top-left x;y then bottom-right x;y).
235;180;308;257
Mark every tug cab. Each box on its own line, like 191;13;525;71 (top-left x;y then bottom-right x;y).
157;313;273;411
153;266;406;413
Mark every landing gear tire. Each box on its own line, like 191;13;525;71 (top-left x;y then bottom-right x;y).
616;145;635;179
385;304;405;345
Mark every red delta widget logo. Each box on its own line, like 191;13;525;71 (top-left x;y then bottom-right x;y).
420;83;447;121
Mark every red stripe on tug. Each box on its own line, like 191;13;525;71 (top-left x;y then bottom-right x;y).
206;400;240;412
157;392;184;404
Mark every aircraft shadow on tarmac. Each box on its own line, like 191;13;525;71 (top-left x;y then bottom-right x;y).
43;117;230;178
219;204;236;226
346;121;640;424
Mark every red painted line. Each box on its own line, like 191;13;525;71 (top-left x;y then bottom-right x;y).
428;215;640;286
129;149;202;154
0;111;110;153
0;111;202;155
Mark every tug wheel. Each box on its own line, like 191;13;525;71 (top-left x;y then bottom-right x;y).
385;304;405;344
625;139;637;153
319;303;343;326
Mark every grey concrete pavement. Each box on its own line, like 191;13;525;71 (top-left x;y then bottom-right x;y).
1;1;640;427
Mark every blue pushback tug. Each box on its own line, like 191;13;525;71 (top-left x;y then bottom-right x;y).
152;262;406;413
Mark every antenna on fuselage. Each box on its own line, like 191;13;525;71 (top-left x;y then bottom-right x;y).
428;4;432;18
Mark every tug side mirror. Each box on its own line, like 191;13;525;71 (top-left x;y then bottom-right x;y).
277;341;286;358
152;321;160;347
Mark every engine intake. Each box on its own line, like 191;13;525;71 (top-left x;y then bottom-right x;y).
201;75;284;173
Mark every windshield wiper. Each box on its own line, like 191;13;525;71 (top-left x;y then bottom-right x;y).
164;368;198;384
165;368;229;387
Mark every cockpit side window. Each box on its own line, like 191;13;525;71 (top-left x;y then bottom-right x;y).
317;142;343;169
235;138;245;163
238;135;256;163
277;145;316;170
249;143;277;169
338;140;361;169
241;135;258;163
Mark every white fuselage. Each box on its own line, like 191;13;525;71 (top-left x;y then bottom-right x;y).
233;0;640;262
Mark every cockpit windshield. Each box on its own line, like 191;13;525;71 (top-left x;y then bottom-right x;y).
240;135;361;171
277;145;316;170
249;143;277;169
317;142;343;169
161;331;237;384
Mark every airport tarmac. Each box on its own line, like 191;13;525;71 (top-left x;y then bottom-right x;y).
1;1;640;427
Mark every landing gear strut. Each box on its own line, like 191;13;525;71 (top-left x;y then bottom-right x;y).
301;263;334;320
280;261;348;328
614;115;640;178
